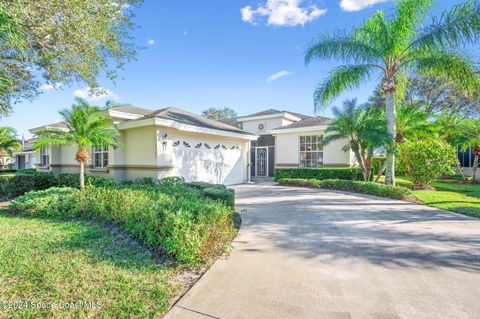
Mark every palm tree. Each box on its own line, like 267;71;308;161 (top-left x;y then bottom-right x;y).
0;127;21;164
435;112;468;180
323;99;387;181
459;120;480;183
305;0;480;186
395;104;435;144
34;98;120;190
373;103;436;181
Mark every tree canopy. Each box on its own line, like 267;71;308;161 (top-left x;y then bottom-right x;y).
0;0;142;117
201;107;237;120
305;0;480;186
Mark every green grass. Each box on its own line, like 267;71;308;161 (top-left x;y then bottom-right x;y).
379;176;480;218
0;212;180;319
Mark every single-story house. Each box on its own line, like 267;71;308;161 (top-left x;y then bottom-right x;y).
30;106;257;185
221;109;354;178
30;106;354;184
14;138;37;169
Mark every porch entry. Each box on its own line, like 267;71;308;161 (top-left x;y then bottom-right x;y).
255;147;268;177
250;134;275;177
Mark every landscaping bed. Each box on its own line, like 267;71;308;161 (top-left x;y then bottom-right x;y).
0;174;239;318
278;178;412;200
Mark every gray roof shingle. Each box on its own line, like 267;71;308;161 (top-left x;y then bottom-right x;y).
272;116;331;130
143;107;254;135
111;104;153;116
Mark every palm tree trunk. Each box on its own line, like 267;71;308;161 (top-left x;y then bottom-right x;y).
79;161;85;191
455;159;467;181
375;161;387;183
472;154;479;183
385;90;396;186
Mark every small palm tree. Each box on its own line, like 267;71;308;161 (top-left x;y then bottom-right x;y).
459;120;480;183
34;98;120;190
395;104;435;144
436;112;468;180
305;0;480;186
323;99;387;181
0;127;21;164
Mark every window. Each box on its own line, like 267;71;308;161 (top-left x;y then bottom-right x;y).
299;135;323;168
93;145;109;168
40;148;49;166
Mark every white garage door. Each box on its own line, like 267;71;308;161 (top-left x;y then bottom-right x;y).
172;139;245;185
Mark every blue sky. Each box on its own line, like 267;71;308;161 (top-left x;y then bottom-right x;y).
2;0;467;138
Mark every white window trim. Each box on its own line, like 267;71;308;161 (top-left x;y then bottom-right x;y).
40;147;49;166
299;135;324;168
93;145;109;168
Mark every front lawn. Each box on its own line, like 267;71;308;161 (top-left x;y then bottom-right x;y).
0;212;180;319
380;176;480;218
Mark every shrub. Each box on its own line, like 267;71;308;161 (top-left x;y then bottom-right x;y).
397;140;457;186
203;187;235;209
278;178;412;200
10;183;237;266
275;168;363;181
10;187;82;218
186;182;233;208
16;168;36;175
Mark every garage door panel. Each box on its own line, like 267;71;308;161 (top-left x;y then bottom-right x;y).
172;141;245;185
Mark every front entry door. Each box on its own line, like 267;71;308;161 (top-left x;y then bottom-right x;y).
256;147;268;177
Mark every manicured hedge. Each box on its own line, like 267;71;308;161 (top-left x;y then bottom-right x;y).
10;183;237;266
186;182;234;208
274;168;363;181
278;178;412;200
1;171;235;209
0;173;115;199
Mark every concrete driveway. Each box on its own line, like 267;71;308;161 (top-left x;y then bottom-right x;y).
166;183;480;319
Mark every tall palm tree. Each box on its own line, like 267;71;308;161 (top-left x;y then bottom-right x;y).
305;0;480;186
459;120;480;183
0;127;21;164
323;99;387;181
34;98;120;190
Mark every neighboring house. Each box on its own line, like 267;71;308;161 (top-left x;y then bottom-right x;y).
221;109;355;178
30;106;257;185
14;138;37;169
0;151;15;168
457;146;480;180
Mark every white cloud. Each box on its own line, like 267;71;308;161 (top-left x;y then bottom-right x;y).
147;39;155;45
40;83;61;92
73;87;119;102
267;70;293;82
340;0;388;12
241;0;327;27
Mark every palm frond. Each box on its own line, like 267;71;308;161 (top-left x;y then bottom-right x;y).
305;31;383;66
314;65;375;110
413;51;480;95
409;0;480;53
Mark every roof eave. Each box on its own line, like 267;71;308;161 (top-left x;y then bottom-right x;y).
270;125;328;134
237;112;301;122
116;118;258;141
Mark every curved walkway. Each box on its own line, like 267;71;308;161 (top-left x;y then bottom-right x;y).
166;183;480;319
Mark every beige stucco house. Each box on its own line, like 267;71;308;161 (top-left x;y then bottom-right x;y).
30;106;354;185
30;106;257;185
222;109;355;178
